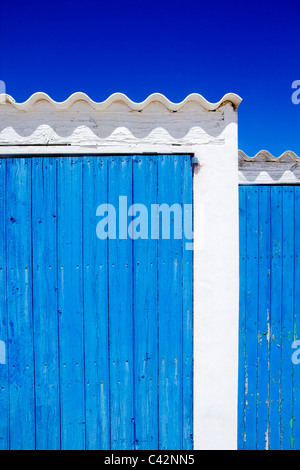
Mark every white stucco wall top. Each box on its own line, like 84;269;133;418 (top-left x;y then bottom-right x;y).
239;149;300;162
0;91;240;155
0;91;242;112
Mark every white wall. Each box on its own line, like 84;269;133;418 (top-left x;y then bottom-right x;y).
239;149;300;184
0;92;241;450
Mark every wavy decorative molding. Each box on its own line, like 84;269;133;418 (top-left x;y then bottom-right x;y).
239;150;300;184
0;92;242;112
239;149;300;163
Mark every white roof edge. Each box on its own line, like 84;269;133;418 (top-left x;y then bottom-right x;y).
239;149;300;162
0;91;242;111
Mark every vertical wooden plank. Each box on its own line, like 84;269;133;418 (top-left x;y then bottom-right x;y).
257;186;271;449
238;186;247;449
269;186;282;450
108;156;134;450
7;158;35;449
244;186;259;449
158;155;183;450
281;186;294;449
294;186;300;450
239;185;300;449
57;157;85;450
0;158;9;450
32;157;60;450
182;155;193;450
83;156;110;450
133;155;158;450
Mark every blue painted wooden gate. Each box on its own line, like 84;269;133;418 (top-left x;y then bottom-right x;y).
239;185;300;450
0;155;193;450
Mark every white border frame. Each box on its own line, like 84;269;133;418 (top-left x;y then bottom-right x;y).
0;95;240;450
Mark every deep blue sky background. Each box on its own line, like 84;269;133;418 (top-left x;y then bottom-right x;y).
1;0;300;155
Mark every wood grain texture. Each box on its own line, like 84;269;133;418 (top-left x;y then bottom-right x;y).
32;157;60;449
158;155;183;449
238;186;247;449
0;95;240;450
83;156;110;450
0;158;8;449
257;186;271;450
0;154;193;449
0;99;230;156
244;186;259;450
6;158;35;450
182;155;193;450
133;156;158;450
57;157;85;450
108;156;135;450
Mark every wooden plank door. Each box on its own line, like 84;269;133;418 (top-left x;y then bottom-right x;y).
0;155;193;450
239;185;300;450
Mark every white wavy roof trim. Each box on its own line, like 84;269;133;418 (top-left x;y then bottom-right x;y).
0;92;242;111
239;149;300;162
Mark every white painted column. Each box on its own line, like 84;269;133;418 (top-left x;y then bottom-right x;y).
193;105;239;450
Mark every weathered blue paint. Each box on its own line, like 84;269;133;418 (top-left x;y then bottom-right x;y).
83;156;110;450
133;155;158;450
158;155;183;449
294;186;300;450
7;158;35;450
108;156;135;450
0;158;8;450
182;156;193;449
32;158;60;450
0;155;193;450
257;185;271;449
239;185;300;450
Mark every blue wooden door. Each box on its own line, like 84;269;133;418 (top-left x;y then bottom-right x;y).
239;185;300;450
0;155;193;450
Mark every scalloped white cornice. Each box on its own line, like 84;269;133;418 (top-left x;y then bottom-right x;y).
0;92;242;112
239;149;300;162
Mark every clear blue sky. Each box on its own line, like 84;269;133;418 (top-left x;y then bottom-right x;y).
1;0;300;155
